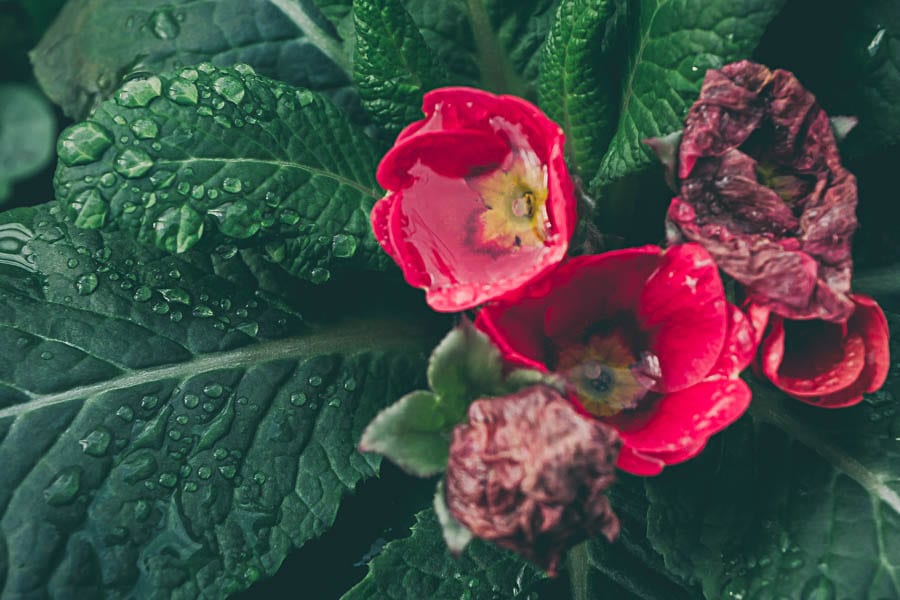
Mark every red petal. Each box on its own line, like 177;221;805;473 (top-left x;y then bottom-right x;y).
370;195;398;260
616;446;665;476
761;315;865;397
475;302;550;371
543;247;662;343
709;303;768;378
376;129;510;191
615;379;751;454
639;244;728;391
778;294;890;408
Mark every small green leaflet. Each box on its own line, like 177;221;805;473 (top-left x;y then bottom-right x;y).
593;0;786;186
30;0;359;121
645;318;900;600
359;322;534;477
54;63;388;284
0;205;433;598
342;509;546;600
353;0;449;142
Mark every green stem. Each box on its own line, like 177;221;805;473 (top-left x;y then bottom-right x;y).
567;540;590;600
465;0;527;96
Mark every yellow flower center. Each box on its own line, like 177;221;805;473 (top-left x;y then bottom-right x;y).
466;149;549;252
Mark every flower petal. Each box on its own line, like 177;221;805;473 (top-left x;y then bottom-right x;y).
639;243;728;391
614;379;751;455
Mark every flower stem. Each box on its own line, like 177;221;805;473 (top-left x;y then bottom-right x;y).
566;540;590;600
465;0;527;97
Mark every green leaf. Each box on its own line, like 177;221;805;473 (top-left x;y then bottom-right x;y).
359;391;449;476
54;63;388;283
573;476;699;600
342;509;546;599
538;0;625;178
755;0;900;156
426;321;505;416
359;323;523;476
0;84;57;203
402;0;559;96
433;479;473;556
0;205;434;598
352;0;449;141
593;0;786;186
30;0;358;121
644;315;900;600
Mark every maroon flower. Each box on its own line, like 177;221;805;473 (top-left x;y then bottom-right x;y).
476;244;763;476
445;385;620;574
372;87;576;311
757;294;890;408
664;60;857;322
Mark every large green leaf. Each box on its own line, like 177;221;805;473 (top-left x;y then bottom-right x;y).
754;0;900;156
593;0;786;186
569;476;698;600
538;0;625;178
644;313;900;600
352;0;448;142
0;205;435;598
342;509;547;599
30;0;358;121
402;0;559;97
54;63;388;284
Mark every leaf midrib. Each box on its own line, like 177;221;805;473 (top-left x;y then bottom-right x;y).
155;157;381;199
750;391;900;515
268;0;352;73
0;316;430;421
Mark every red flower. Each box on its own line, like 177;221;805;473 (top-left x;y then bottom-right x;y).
663;60;857;322
445;385;620;574
476;244;763;476
757;294;889;408
371;87;576;311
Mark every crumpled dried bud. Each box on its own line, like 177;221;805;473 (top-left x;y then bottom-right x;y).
666;60;857;322
444;385;621;574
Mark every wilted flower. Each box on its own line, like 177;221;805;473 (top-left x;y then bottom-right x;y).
444;385;620;574
372;87;576;311
757;294;889;407
476;244;762;475
661;60;857;322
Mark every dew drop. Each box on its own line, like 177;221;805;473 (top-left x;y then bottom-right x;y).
167;78;198;106
75;272;99;295
308;375;323;387
197;466;212;480
290;392;307;407
140;395;159;410
331;234;357;258
158;472;178;488
115;76;163;108
203;383;224;398
222;177;243;194
68;188;109;229
130;118;160;139
214;74;246;104
79;428;112;456
309;267;330;284
66;258;79;269
116;405;135;421
192;305;214;318
133;286;152;302
44;467;82;506
40;350;53;360
57;122;113;166
183;394;200;409
114;148;154;178
219;465;237;479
